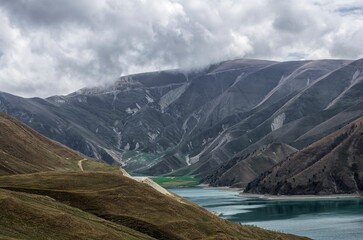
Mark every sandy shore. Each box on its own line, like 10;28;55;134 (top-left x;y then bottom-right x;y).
240;192;362;200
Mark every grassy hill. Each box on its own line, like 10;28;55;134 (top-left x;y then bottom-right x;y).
0;188;153;240
0;113;115;174
0;171;307;240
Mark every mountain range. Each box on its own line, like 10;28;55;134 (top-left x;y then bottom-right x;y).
1;58;363;178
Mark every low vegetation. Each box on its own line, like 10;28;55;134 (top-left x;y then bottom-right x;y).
0;172;308;240
152;176;200;187
0;188;153;240
0;113;118;175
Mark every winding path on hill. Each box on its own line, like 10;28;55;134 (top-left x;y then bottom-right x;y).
78;158;88;171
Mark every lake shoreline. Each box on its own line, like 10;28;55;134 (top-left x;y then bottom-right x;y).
240;192;363;200
170;186;363;240
176;185;363;201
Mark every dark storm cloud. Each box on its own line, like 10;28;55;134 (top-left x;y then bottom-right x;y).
0;0;93;27
0;0;362;97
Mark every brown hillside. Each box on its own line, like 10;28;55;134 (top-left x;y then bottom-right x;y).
246;116;363;195
0;171;308;240
0;113;113;174
0;188;154;240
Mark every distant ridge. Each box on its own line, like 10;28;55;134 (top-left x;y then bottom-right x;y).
246;116;363;195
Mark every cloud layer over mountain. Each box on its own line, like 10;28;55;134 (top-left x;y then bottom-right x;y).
0;0;363;97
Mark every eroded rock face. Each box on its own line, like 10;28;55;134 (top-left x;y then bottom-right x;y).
1;58;363;177
245;117;363;195
203;143;297;187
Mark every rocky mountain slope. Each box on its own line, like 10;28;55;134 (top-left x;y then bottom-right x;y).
245;116;363;195
0;112;307;239
1;58;363;177
203;143;297;187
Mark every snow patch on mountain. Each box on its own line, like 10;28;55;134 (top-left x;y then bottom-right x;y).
159;83;188;112
55;99;66;103
145;94;154;103
189;154;200;165
148;132;159;141
271;113;286;131
126;107;139;114
185;155;191;166
124;143;130;150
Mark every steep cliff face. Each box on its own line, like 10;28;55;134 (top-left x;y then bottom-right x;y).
1;58;363;176
245;116;363;195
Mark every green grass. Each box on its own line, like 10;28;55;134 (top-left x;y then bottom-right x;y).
152;176;200;187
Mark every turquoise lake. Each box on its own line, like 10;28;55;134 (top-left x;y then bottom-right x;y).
169;187;363;240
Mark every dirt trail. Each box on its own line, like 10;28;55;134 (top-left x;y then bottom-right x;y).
78;158;88;171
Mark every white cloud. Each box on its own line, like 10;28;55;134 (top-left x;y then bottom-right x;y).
0;0;362;97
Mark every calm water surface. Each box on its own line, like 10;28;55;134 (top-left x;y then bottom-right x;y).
169;187;363;240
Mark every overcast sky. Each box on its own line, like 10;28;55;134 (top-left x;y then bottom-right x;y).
0;0;363;97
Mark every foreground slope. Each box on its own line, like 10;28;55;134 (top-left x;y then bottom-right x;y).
0;113;113;175
0;171;307;240
0;188;153;240
0;113;81;174
245;117;363;195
